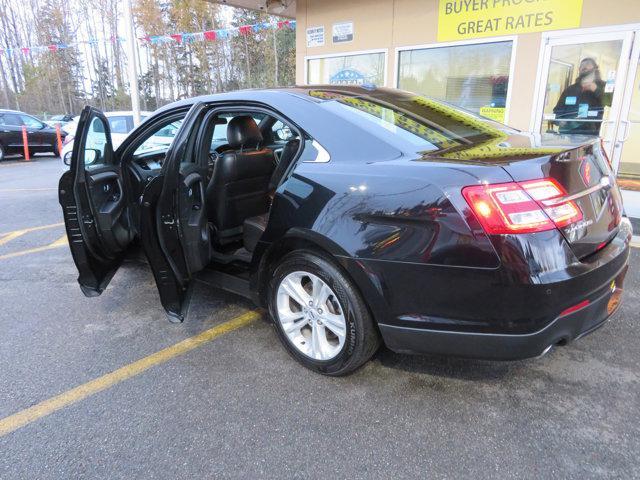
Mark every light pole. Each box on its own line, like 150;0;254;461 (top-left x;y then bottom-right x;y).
123;0;141;126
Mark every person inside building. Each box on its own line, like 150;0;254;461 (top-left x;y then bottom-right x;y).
553;57;610;136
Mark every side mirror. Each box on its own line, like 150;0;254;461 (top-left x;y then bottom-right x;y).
64;149;100;166
84;148;100;165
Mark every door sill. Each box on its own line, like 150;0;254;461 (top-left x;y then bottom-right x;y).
196;267;252;300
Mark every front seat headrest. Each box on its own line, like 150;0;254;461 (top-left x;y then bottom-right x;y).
227;115;263;150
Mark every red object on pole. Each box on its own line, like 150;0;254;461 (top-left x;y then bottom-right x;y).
21;126;30;161
55;124;63;157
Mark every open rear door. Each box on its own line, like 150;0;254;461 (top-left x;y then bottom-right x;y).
59;106;133;296
140;102;211;322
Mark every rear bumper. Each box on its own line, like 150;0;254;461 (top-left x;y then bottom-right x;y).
379;264;627;360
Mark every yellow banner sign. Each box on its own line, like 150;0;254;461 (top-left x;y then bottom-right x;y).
438;0;584;41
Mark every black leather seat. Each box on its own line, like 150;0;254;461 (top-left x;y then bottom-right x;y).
206;115;275;245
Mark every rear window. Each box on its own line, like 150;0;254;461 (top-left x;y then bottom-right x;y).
312;89;516;155
108;116;130;134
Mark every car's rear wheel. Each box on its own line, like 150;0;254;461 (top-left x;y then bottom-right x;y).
269;250;380;376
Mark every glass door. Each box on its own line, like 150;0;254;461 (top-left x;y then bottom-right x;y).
615;31;640;219
534;31;634;160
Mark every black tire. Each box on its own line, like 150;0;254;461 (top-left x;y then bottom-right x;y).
269;250;380;376
0;143;4;162
53;142;60;157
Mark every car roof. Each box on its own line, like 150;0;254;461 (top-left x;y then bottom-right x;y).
103;111;153;117
0;109;30;115
153;85;386;114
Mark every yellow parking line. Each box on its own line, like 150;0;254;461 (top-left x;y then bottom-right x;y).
0;187;57;192
0;310;261;437
0;235;68;260
0;231;25;247
0;222;64;238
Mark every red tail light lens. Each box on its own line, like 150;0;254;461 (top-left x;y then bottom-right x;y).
462;178;582;234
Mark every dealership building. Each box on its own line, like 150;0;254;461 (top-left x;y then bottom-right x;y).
215;0;640;222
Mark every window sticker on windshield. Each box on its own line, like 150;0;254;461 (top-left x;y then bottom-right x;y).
565;96;577;105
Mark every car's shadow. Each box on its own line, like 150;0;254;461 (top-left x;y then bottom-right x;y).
373;346;535;381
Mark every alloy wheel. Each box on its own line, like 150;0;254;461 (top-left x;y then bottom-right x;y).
276;271;347;361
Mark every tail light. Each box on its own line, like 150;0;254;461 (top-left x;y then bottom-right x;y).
462;178;582;234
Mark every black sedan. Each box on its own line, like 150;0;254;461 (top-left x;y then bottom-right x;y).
59;86;632;375
0;109;66;160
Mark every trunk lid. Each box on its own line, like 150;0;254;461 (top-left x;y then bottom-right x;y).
496;136;623;259
427;132;623;259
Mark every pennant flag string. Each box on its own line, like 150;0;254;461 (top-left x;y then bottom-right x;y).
138;19;296;46
0;37;125;58
0;19;296;58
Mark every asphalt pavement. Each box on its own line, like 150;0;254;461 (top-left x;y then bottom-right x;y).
0;155;639;479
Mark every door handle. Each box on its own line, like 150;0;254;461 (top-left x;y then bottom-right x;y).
618;120;631;142
600;119;615;138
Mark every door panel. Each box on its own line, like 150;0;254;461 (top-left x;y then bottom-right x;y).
139;102;210;321
59;106;133;296
0;112;24;150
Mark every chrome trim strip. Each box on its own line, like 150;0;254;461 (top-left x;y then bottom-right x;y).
542;183;604;207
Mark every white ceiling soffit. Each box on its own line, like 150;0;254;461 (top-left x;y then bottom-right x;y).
205;0;296;19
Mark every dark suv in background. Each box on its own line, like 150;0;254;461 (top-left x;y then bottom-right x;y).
0;109;66;161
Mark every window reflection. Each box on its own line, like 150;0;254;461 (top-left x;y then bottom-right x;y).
307;52;386;86
398;41;513;123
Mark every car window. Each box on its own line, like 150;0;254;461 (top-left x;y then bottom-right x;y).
108;116;130;134
211;113;266;144
271;120;295;142
84;116;110;167
20;115;44;129
133;119;185;156
0;113;22;126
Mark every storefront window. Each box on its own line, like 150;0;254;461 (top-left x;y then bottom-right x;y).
397;41;513;123
307;52;386;86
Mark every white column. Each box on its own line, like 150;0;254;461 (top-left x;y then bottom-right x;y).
123;0;141;125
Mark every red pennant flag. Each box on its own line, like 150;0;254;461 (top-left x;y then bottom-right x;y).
48;45;58;52
21;47;30;55
170;34;182;43
203;30;216;41
277;21;290;29
239;25;251;36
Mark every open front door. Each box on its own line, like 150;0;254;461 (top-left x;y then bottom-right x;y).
140;102;211;322
59;106;133;296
